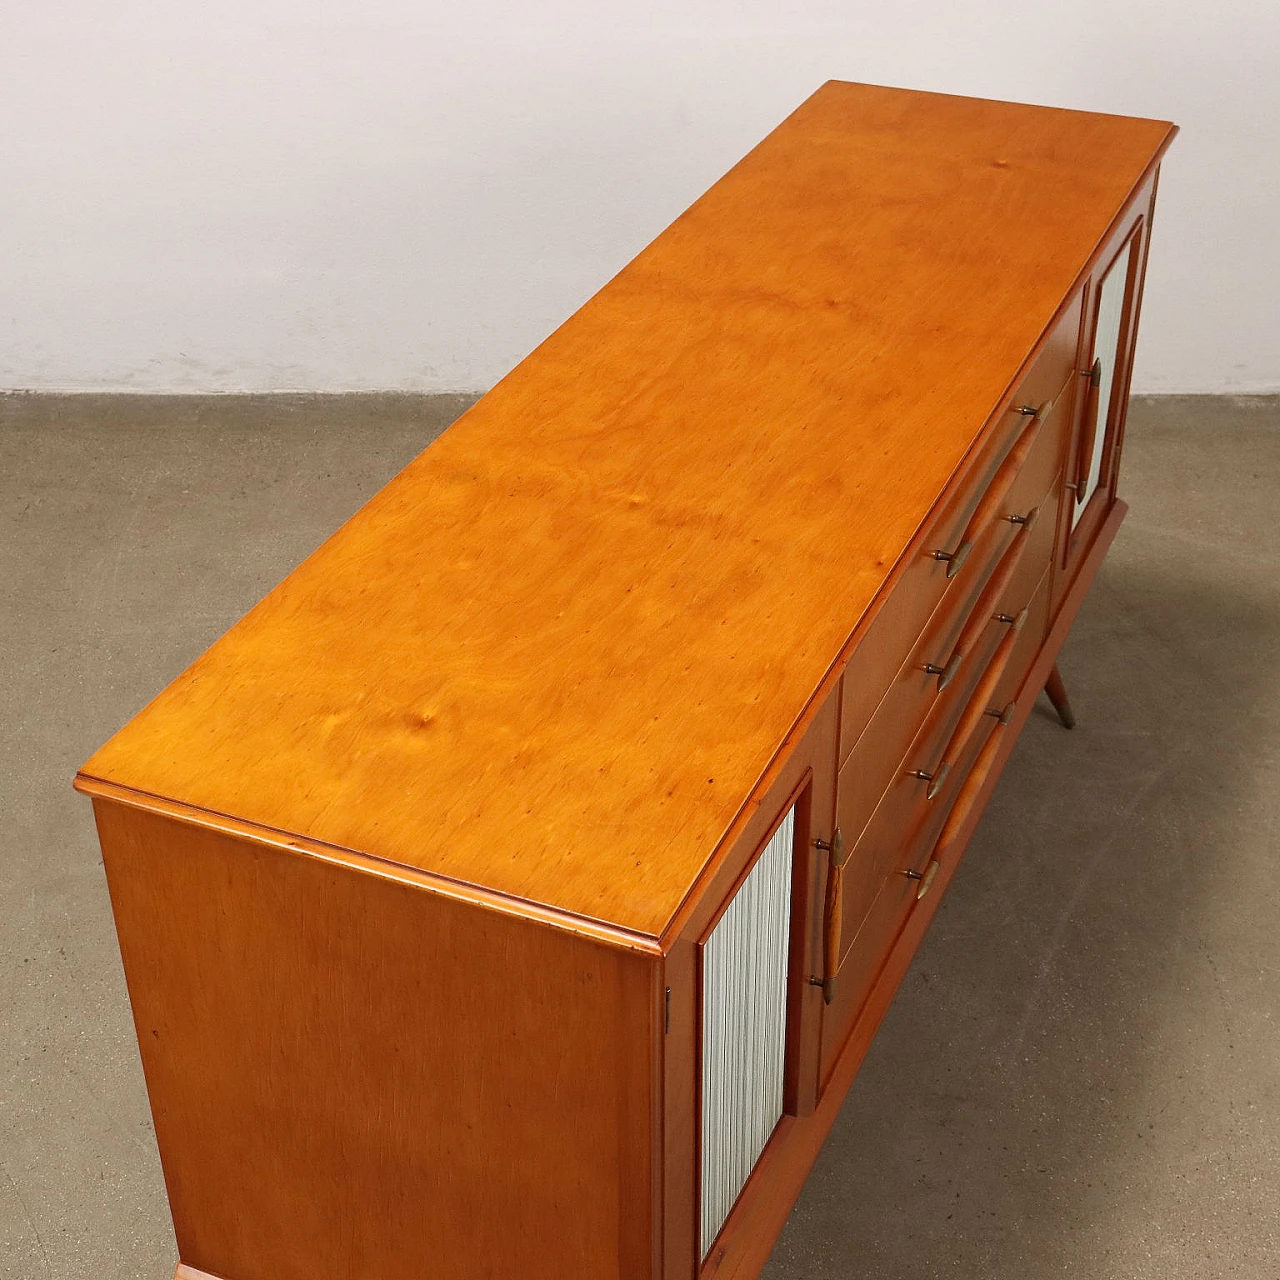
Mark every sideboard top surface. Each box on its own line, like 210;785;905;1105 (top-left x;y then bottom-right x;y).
78;82;1174;940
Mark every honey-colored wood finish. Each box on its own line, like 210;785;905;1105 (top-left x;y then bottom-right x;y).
96;801;658;1280
77;81;1174;943
77;82;1174;1280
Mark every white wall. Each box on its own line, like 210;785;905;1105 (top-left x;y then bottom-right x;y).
3;0;1276;394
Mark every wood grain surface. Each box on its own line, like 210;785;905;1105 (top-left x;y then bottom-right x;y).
76;82;1175;938
97;800;657;1280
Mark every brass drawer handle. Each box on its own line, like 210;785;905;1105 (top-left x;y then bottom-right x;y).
915;605;1026;802
948;413;1043;563
930;398;1048;580
985;700;1016;726
909;761;952;800
924;501;1036;694
905;693;1024;916
936;506;1038;682
930;539;973;578
1012;398;1053;420
814;826;847;868
923;651;964;691
904;859;940;900
926;711;1014;881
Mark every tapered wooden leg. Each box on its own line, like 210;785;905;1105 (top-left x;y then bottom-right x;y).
1044;662;1076;729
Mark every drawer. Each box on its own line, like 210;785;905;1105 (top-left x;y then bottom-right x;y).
994;546;1052;708
817;696;992;1083
1009;291;1083;428
840;342;1076;764
837;441;1062;846
822;691;1003;1059
819;564;1054;1083
831;546;1052;978
900;562;1054;894
818;830;919;1087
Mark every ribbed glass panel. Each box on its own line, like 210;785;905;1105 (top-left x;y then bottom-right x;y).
1078;238;1134;516
700;807;795;1258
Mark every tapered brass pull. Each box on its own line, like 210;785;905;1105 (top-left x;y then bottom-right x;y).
923;651;964;691
902;859;941;900
947;516;1035;676
1013;398;1053;420
814;826;847;868
921;609;1025;812
996;607;1029;632
1005;504;1039;531
985;700;1016;726
930;539;973;579
909;761;952;800
915;860;940;900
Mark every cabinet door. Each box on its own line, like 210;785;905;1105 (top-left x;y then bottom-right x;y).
1075;234;1137;516
1060;176;1157;590
665;698;834;1280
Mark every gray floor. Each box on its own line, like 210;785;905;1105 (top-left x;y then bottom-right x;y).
2;393;1277;1279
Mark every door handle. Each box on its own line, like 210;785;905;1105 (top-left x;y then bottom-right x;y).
812;827;846;1005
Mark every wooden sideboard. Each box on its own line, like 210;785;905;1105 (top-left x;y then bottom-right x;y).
77;82;1176;1280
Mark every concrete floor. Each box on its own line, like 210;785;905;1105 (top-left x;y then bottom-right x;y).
2;393;1277;1278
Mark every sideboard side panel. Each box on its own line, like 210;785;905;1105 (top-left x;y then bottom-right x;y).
93;800;656;1280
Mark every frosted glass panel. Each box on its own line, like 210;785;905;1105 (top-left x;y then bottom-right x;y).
1078;240;1134;514
700;807;795;1258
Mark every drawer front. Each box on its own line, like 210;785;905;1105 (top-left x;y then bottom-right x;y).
837;417;1026;755
1009;291;1083;431
819;563;1054;1084
840;305;1079;762
838;531;1051;948
905;562;1054;894
837;428;1064;847
994;546;1052;708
